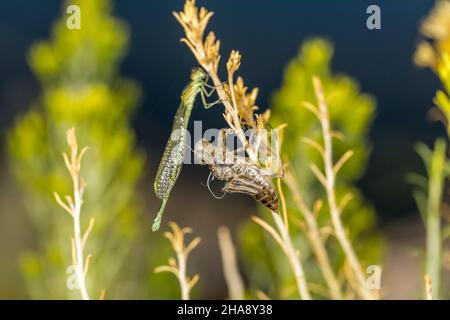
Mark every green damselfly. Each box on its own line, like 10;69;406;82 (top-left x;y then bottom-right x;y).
152;67;219;231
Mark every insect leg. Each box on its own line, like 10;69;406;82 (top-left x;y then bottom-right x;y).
204;99;222;109
207;172;226;199
199;89;222;109
202;83;216;93
200;81;216;97
203;77;228;90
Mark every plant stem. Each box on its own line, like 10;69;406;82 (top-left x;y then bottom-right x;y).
217;226;245;300
155;223;200;300
202;65;256;160
313;77;371;299
426;207;441;300
425;142;445;299
56;128;92;301
306;225;342;299
272;212;311;300
71;170;90;300
424;274;433;300
285;171;342;299
176;248;190;300
277;178;289;228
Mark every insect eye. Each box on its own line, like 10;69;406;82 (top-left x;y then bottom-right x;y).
190;67;205;80
190;68;197;80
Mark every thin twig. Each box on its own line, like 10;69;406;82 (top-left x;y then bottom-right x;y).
284;166;342;299
277;178;289;228
54;128;91;300
424;274;433;300
310;77;372;299
217;226;245;300
272;212;311;300
253;213;311;300
155;222;201;300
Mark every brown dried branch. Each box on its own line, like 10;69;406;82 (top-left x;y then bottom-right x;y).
54;128;93;300
252;213;311;300
155;221;201;300
284;164;342;299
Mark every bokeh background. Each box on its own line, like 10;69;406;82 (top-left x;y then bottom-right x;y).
0;0;444;299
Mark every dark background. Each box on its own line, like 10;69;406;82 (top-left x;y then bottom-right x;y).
0;0;442;223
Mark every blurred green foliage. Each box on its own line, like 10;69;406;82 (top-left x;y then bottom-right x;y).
240;39;383;299
412;0;450;299
8;0;147;299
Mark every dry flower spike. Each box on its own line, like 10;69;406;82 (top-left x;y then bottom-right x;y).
54;128;95;300
154;222;201;300
173;0;273;164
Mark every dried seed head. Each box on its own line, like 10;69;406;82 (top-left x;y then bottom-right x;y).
414;0;450;70
66;127;78;151
173;0;220;72
421;0;450;41
203;32;221;71
414;42;437;68
173;0;213;46
233;77;259;127
227;50;241;75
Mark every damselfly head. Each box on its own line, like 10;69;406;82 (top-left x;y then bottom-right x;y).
190;67;207;81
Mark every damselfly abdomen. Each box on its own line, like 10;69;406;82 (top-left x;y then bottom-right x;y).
152;68;211;231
